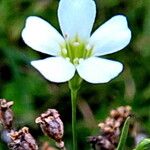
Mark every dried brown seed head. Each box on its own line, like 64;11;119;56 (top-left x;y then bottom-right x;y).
89;106;132;150
35;109;64;143
117;106;131;119
0;99;14;129
8;127;38;150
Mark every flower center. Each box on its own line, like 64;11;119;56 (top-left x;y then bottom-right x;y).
60;37;93;65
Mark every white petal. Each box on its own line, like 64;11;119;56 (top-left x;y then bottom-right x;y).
58;0;96;40
31;57;75;83
77;57;123;83
22;16;64;56
89;15;131;56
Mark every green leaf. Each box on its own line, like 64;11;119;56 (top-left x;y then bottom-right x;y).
116;117;131;150
134;138;150;150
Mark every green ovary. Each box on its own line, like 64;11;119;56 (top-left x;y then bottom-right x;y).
60;38;93;65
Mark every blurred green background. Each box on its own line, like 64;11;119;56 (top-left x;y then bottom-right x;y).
0;0;150;149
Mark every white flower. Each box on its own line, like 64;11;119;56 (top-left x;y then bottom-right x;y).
22;0;131;83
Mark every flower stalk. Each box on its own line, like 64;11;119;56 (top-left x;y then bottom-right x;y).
71;89;77;150
68;74;82;150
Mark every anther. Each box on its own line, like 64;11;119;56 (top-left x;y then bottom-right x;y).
86;44;92;51
73;58;79;65
61;48;67;55
73;42;80;47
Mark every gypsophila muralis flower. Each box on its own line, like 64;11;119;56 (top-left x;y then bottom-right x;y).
22;0;131;84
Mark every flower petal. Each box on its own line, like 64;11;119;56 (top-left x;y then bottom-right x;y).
58;0;96;40
31;57;75;83
77;57;123;83
89;15;131;56
22;16;64;56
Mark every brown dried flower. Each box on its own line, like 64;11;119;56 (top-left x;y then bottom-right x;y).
8;127;38;150
0;99;14;129
35;109;64;148
88;106;132;150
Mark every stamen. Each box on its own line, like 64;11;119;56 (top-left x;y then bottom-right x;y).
73;58;79;65
73;42;80;47
62;48;67;55
86;44;92;51
85;44;93;58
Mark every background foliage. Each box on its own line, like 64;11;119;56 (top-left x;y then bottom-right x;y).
0;0;150;149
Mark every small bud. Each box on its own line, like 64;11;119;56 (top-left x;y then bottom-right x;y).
35;109;64;143
8;127;38;150
0;99;14;129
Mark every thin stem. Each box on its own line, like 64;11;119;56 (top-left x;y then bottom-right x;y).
71;89;78;150
68;74;82;150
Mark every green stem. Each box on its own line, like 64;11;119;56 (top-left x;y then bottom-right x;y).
71;89;77;150
68;74;82;150
116;117;131;150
